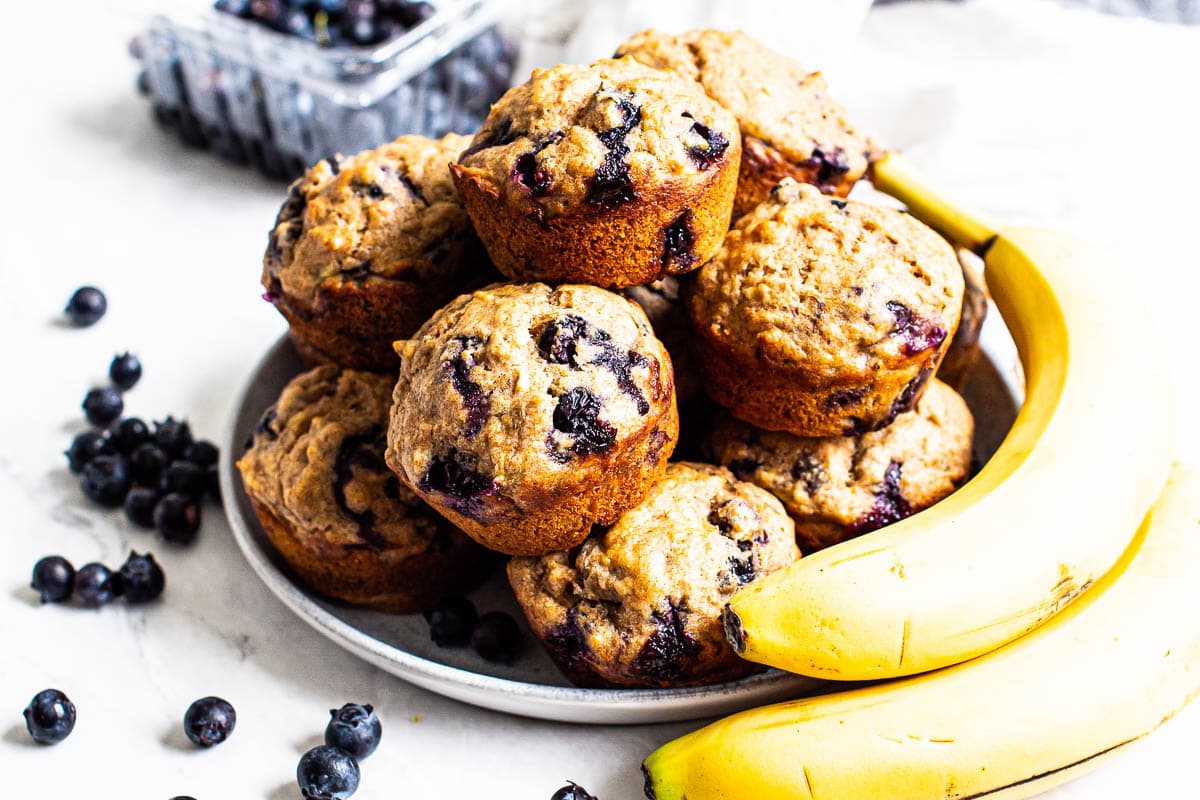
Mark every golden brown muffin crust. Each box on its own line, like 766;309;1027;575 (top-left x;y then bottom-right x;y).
508;462;799;687
711;379;974;552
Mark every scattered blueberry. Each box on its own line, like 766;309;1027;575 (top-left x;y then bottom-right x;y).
185;440;220;469
82;387;124;427
298;745;360;800
470;611;522;664
109;352;143;390
160;461;207;499
30;556;76;603
64;287;107;327
23;689;76;745
65;430;112;473
110;417;152;454
184;696;237;747
124;486;160;528
118;551;165;603
74;562;122;608
425;596;477;647
130;442;170;485
324;703;382;760
551;782;598;800
80;454;132;507
154;417;193;458
154;493;202;544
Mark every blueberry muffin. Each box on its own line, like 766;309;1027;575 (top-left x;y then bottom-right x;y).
237;366;493;612
449;57;741;288
385;283;679;556
711;379;973;552
937;250;990;391
263;134;495;371
616;28;874;218
508;462;798;687
686;179;964;438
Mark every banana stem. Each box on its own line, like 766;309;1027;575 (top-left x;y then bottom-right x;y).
870;152;1000;255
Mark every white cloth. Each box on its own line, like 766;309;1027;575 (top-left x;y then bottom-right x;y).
1;1;1198;797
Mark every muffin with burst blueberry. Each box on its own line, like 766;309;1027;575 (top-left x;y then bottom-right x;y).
263;133;497;371
686;179;964;438
385;283;679;556
616;28;875;218
508;462;799;688
237;366;494;611
711;379;974;552
450;57;740;289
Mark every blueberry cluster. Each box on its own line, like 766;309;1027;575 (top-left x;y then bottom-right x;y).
424;596;523;664
61;305;221;546
215;0;436;48
31;552;166;608
296;702;383;799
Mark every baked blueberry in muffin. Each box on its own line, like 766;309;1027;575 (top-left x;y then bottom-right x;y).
617;28;875;217
385;283;678;556
711;379;974;552
686;179;964;438
508;462;799;688
450;57;741;288
263;134;497;371
237;366;494;611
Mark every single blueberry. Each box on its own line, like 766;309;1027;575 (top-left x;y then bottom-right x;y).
31;556;76;603
470;611;522;664
124;486;161;528
80;454;132;507
23;689;76;745
160;461;207;499
185;440;220;469
425;596;477;647
110;417;152;454
74;562;121;608
155;493;202;544
108;352;143;390
82;387;123;427
154;416;194;458
118;551;165;603
65;430;112;473
324;703;382;760
184;696;236;747
298;745;360;800
64;287;106;327
551;782;598;800
130;442;170;485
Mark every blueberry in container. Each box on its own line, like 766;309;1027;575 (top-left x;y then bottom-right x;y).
130;1;521;181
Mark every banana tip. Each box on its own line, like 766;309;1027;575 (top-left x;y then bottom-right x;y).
641;763;657;799
723;604;746;654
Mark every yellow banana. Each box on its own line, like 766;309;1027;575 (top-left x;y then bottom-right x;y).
644;464;1200;800
723;153;1175;680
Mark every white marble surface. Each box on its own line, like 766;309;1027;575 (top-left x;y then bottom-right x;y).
3;0;1200;797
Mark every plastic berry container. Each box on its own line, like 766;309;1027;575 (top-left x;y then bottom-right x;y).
131;1;519;180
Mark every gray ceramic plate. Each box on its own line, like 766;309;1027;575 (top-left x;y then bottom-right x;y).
220;315;1021;724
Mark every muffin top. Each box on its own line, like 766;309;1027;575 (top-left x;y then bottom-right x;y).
711;378;973;535
452;57;740;220
687;179;964;378
616;28;872;189
385;283;676;523
264;133;477;308
237;366;455;560
507;462;799;685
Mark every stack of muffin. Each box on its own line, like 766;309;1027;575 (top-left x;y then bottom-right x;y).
238;29;977;689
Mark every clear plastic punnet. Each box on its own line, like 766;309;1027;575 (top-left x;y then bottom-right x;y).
131;1;518;179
